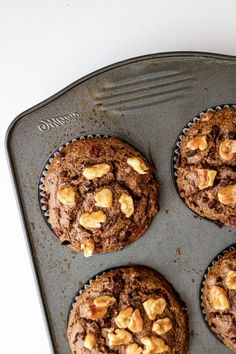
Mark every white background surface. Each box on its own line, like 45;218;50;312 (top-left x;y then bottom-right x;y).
1;1;236;353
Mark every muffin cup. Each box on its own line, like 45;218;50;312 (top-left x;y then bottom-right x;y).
171;103;236;226
199;243;236;345
38;133;111;234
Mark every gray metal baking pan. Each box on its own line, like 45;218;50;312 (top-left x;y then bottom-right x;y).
5;52;236;354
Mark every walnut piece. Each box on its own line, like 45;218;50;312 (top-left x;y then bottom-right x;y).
143;298;166;320
79;211;106;229
141;336;169;354
95;188;113;208
126;343;142;354
127;157;149;174
219;139;236;161
115;307;133;328
93;295;116;308
57;187;76;206
218;184;236;205
152;317;172;335
119;193;134;218
88;304;107;320
107;329;133;346
196;169;217;190
209;285;230;310
81;240;95;257
225;271;236;290
88;296;116;320
84;333;96;349
187;135;208;151
128;309;143;333
83;163;110;180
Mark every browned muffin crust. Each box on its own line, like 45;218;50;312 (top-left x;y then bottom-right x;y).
67;267;189;354
176;108;236;226
202;249;236;351
44;137;158;255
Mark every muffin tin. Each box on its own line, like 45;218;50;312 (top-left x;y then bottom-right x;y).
5;52;236;354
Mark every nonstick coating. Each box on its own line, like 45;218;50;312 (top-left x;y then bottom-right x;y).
6;52;236;353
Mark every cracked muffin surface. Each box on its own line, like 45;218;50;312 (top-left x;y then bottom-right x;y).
202;249;236;351
176;107;236;226
67;266;189;354
44;137;158;255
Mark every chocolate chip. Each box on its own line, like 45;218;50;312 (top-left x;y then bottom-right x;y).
57;151;65;157
59;171;68;177
208;200;217;209
61;240;71;245
186;150;196;157
229;131;236;139
212;125;220;137
215;276;222;283
202;196;209;203
71;175;78;180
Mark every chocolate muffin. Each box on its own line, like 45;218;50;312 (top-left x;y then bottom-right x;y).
44;137;158;256
67;266;189;354
176;107;236;226
202;249;236;351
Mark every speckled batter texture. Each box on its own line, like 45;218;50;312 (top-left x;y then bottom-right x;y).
67;267;189;354
176;108;236;226
44;137;158;254
202;249;236;351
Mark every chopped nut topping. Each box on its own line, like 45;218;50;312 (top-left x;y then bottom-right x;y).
218;185;236;205
126;343;142;354
219;139;236;161
79;211;106;229
128;309;143;333
196;169;217;190
152;317;172;335
119;193;134;218
143;298;166;320
127;157;149;174
57;187;76;206
81;240;95;257
83;163;110;180
94;296;116;308
84;333;96;349
209;286;230;310
88;304;107;320
225;271;236;290
115;307;133;329
187;135;208;151
107;329;133;346
141;336;169;354
95;188;113;208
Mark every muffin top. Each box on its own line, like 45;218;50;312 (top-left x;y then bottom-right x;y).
44;137;158;255
176;107;236;226
67;266;189;354
202;249;236;351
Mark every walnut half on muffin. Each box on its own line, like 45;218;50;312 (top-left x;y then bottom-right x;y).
67;267;189;354
176;107;236;226
44;137;159;256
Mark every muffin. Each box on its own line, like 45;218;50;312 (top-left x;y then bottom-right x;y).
202;248;236;351
67;266;189;354
44;137;158;256
176;107;236;226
